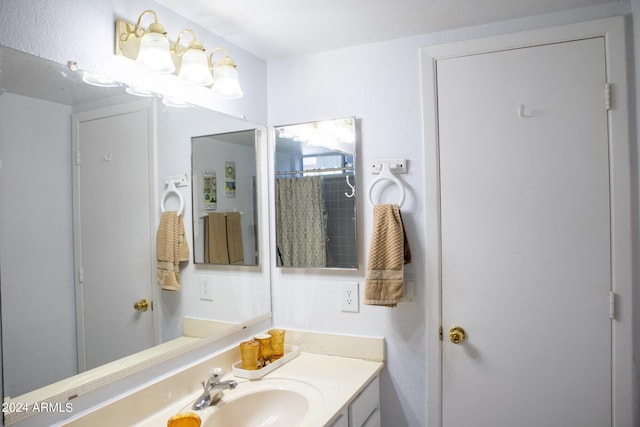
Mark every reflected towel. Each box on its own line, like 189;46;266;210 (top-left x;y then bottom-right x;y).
364;204;411;307
206;212;244;265
207;213;230;264
157;211;190;291
226;212;244;265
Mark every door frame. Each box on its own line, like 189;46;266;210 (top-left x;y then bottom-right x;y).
420;16;633;426
71;98;159;371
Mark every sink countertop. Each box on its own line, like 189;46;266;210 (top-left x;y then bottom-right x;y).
131;353;383;426
61;330;384;427
262;352;384;425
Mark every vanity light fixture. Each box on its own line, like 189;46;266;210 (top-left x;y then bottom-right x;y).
115;10;243;98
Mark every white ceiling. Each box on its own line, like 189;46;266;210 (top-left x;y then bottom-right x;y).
155;0;619;59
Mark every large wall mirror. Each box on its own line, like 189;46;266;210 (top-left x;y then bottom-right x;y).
0;45;270;417
192;130;259;265
274;118;358;269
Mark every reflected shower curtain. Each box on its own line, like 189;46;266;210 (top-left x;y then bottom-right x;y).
276;176;327;267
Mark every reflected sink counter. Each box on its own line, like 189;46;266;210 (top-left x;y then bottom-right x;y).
58;331;384;427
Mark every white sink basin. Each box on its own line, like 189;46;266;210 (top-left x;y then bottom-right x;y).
201;378;324;427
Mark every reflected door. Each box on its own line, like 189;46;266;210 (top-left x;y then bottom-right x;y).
437;38;612;426
73;102;155;371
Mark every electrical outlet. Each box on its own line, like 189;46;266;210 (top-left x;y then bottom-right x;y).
199;274;214;301
342;282;359;313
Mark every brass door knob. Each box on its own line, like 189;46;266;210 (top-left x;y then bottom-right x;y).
449;326;466;344
133;298;149;312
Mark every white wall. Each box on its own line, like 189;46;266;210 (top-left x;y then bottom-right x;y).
267;3;634;426
0;93;77;396
269;41;428;427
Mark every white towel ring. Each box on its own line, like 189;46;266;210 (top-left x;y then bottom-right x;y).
368;163;406;207
161;181;185;216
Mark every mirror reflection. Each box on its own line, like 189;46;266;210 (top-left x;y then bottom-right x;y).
192;130;259;265
0;45;270;405
274;118;357;269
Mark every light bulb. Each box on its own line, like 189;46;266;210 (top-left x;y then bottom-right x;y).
179;47;213;86
136;27;175;74
211;62;243;99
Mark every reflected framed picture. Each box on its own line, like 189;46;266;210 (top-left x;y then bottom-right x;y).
202;169;217;210
225;160;236;198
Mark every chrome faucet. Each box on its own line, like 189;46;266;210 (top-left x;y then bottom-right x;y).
192;368;238;410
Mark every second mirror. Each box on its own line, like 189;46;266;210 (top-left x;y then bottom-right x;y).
274;117;357;269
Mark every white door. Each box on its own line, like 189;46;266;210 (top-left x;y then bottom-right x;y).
437;38;611;426
73;103;155;371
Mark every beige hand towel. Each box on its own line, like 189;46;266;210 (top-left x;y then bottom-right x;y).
364;204;411;307
225;212;244;265
206;212;244;265
207;213;230;264
157;211;190;291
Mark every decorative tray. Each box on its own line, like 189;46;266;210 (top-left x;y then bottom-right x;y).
232;345;300;380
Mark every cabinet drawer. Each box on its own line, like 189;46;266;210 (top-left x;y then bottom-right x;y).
349;375;380;427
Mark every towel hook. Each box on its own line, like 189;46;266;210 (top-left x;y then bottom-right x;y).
345;175;355;198
368;163;406;207
517;104;533;118
161;180;185;216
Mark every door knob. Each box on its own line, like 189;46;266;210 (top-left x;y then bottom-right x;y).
449;326;466;344
133;298;149;312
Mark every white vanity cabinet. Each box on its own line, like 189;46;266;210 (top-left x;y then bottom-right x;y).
331;411;349;427
330;375;380;427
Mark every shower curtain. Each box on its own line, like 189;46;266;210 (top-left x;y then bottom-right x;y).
276;176;327;267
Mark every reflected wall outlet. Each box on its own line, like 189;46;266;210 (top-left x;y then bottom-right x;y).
405;273;415;302
199;274;214;301
342;282;359;313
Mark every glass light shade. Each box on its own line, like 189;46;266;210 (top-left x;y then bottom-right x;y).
136;32;175;74
126;86;154;97
82;72;120;88
178;48;213;86
211;64;243;99
162;96;192;108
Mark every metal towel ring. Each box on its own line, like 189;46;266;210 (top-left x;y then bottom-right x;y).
368;163;405;207
161;181;185;216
